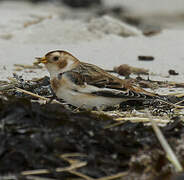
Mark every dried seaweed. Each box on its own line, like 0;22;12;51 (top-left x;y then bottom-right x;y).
0;73;184;179
0;94;183;179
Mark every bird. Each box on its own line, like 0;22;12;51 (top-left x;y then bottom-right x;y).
35;50;158;109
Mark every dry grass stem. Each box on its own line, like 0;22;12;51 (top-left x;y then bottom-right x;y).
26;175;56;180
60;153;93;180
60;153;87;165
60;153;86;161
0;175;17;180
115;117;170;123
69;170;95;180
96;172;128;180
167;93;184;98
105;117;169;129
14;64;43;69
147;110;183;172
158;99;184;109
0;84;15;91
21;161;87;176
175;99;184;105
15;87;62;105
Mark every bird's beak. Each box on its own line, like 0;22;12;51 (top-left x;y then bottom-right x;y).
34;57;47;64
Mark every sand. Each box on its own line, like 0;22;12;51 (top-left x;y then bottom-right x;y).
0;0;184;94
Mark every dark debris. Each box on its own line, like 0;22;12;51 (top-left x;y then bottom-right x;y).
10;74;52;98
169;69;179;76
1;74;184;179
138;55;155;61
0;95;184;179
62;0;102;8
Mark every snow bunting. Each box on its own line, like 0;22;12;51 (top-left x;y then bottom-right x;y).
35;50;158;109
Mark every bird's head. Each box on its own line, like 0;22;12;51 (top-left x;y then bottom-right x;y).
35;50;79;78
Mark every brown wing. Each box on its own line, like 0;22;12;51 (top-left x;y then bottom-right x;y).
65;62;157;97
71;62;126;90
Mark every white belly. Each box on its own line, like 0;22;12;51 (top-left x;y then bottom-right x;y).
56;86;123;109
53;74;127;109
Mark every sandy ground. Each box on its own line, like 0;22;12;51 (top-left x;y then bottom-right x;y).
0;1;184;95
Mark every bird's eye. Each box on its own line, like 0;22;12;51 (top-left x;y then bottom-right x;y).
53;56;59;61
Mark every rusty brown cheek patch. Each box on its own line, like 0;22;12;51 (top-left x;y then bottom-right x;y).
57;59;67;69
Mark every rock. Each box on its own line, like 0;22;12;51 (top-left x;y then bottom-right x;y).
62;0;101;8
88;15;141;37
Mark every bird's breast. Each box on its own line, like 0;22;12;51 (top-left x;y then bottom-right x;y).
50;77;60;93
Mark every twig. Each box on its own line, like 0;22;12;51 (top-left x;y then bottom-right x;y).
15;87;62;105
16;87;48;101
21;161;87;176
115;117;170;123
61;153;86;157
69;170;95;180
25;175;56;180
105;116;170;129
157;98;184;109
104;117;169;129
60;153;92;179
0;84;15;91
73;104;85;112
0;175;17;180
167;93;184;98
146;110;183;172
96;172;128;180
176;93;184;98
14;64;43;69
60;153;87;165
60;153;86;159
175;99;184;105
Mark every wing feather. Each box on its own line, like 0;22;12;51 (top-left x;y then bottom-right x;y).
71;62;126;90
61;62;157;99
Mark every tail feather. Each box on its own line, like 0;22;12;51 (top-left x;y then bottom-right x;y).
91;89;156;100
